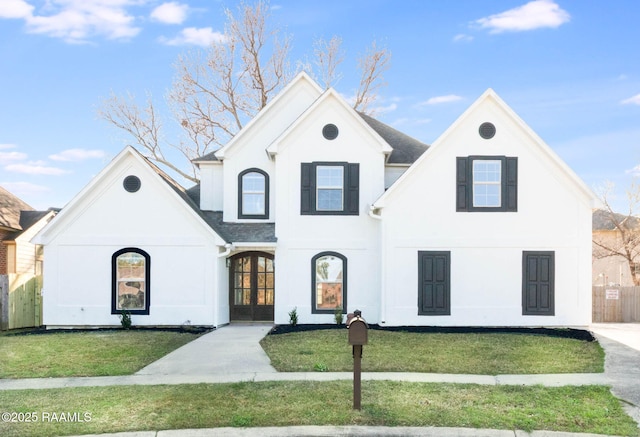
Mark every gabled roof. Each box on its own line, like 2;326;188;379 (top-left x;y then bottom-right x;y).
33;146;274;246
358;112;429;164
0;185;33;230
194;71;323;163
266;87;394;157
374;88;597;208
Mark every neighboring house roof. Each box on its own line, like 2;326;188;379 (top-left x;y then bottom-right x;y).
593;209;640;231
0;185;34;230
5;210;53;241
358;112;429;164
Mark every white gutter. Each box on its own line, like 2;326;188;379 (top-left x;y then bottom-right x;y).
368;205;382;220
218;243;234;258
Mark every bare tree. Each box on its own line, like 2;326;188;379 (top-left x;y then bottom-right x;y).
352;40;391;114
593;181;640;286
99;1;391;183
313;35;344;89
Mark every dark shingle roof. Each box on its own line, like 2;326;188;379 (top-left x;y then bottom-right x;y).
193;150;220;162
0;185;34;230
139;151;275;244
358;112;429;164
201;211;276;243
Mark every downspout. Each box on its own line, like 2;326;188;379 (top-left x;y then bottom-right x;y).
369;205;385;324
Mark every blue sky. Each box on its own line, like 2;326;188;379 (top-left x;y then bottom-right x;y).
1;0;639;212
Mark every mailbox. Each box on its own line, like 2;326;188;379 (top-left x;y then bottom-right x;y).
347;309;368;345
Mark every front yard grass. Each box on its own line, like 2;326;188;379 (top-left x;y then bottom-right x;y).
1;382;637;437
0;330;204;378
260;330;604;374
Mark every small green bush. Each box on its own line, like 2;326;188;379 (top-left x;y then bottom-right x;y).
119;311;132;329
334;308;343;325
288;307;298;326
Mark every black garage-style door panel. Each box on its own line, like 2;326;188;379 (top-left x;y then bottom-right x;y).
522;251;555;315
418;251;451;316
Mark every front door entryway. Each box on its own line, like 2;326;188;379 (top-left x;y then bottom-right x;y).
229;252;274;321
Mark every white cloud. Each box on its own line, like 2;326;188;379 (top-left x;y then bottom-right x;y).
5;163;69;176
0;181;51;196
151;2;188;25
0;0;33;19
621;94;640;105
371;103;398;114
160;27;227;46
418;95;463;106
1;0;142;43
0;150;28;164
453;33;473;43
49;148;105;162
475;0;570;33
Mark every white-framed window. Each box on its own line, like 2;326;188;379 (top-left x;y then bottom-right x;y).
473;159;502;208
316;165;344;211
456;156;517;213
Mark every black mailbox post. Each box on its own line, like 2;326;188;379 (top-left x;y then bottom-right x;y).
347;309;368;410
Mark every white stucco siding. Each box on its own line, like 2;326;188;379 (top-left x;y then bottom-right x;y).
219;78;322;223
378;94;593;327
273;97;386;324
40;152;221;327
199;163;223;211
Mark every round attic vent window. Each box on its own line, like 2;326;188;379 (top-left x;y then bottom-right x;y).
123;175;141;193
322;123;339;140
479;122;496;139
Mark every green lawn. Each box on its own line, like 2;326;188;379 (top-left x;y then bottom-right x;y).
260;330;604;374
0;330;204;378
0;382;637;437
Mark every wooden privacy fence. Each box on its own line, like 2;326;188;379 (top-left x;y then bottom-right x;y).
593;286;640;322
0;275;43;330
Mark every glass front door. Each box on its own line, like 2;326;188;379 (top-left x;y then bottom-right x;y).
229;252;274;321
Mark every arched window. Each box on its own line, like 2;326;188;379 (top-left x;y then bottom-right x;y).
311;251;347;314
112;248;150;315
238;168;269;219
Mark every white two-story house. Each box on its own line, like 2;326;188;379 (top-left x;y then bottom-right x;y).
33;73;595;328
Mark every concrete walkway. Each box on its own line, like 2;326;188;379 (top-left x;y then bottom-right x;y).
1;323;639;437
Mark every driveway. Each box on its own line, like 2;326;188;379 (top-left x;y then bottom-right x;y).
590;323;640;425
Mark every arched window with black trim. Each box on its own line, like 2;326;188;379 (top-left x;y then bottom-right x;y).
238;168;269;219
112;248;150;315
311;251;347;314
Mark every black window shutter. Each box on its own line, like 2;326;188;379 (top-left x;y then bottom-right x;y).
456;157;469;211
300;163;313;214
418;251;451;316
505;157;518;212
522;251;554;315
346;163;360;215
